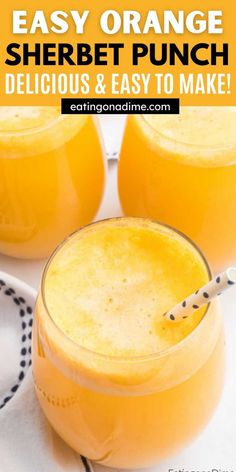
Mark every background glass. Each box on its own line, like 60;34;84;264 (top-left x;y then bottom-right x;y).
118;113;236;271
0;108;105;259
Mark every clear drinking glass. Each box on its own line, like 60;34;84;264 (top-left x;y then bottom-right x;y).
118;110;236;271
0;107;105;259
33;218;225;469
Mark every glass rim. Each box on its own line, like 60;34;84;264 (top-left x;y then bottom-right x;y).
140;108;236;152
0;107;74;138
40;216;213;363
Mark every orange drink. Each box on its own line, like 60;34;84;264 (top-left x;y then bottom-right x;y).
0;107;105;259
33;218;224;469
118;108;236;270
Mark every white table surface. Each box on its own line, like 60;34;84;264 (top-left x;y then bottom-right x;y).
0;116;236;472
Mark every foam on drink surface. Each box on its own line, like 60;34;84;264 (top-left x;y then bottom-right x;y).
145;107;236;147
44;219;209;358
141;107;236;166
0;107;61;132
0;106;87;157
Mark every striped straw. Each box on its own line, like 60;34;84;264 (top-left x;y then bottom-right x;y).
164;267;236;322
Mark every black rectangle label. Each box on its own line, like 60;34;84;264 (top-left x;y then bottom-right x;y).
61;98;179;114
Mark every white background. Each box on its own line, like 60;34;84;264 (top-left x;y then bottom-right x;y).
0;116;235;472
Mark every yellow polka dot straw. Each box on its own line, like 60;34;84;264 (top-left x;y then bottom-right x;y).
164;267;236;322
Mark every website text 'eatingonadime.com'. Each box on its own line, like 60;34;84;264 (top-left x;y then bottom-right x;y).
61;98;180;114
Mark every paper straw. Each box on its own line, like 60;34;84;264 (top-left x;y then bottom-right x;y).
164;267;236;322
